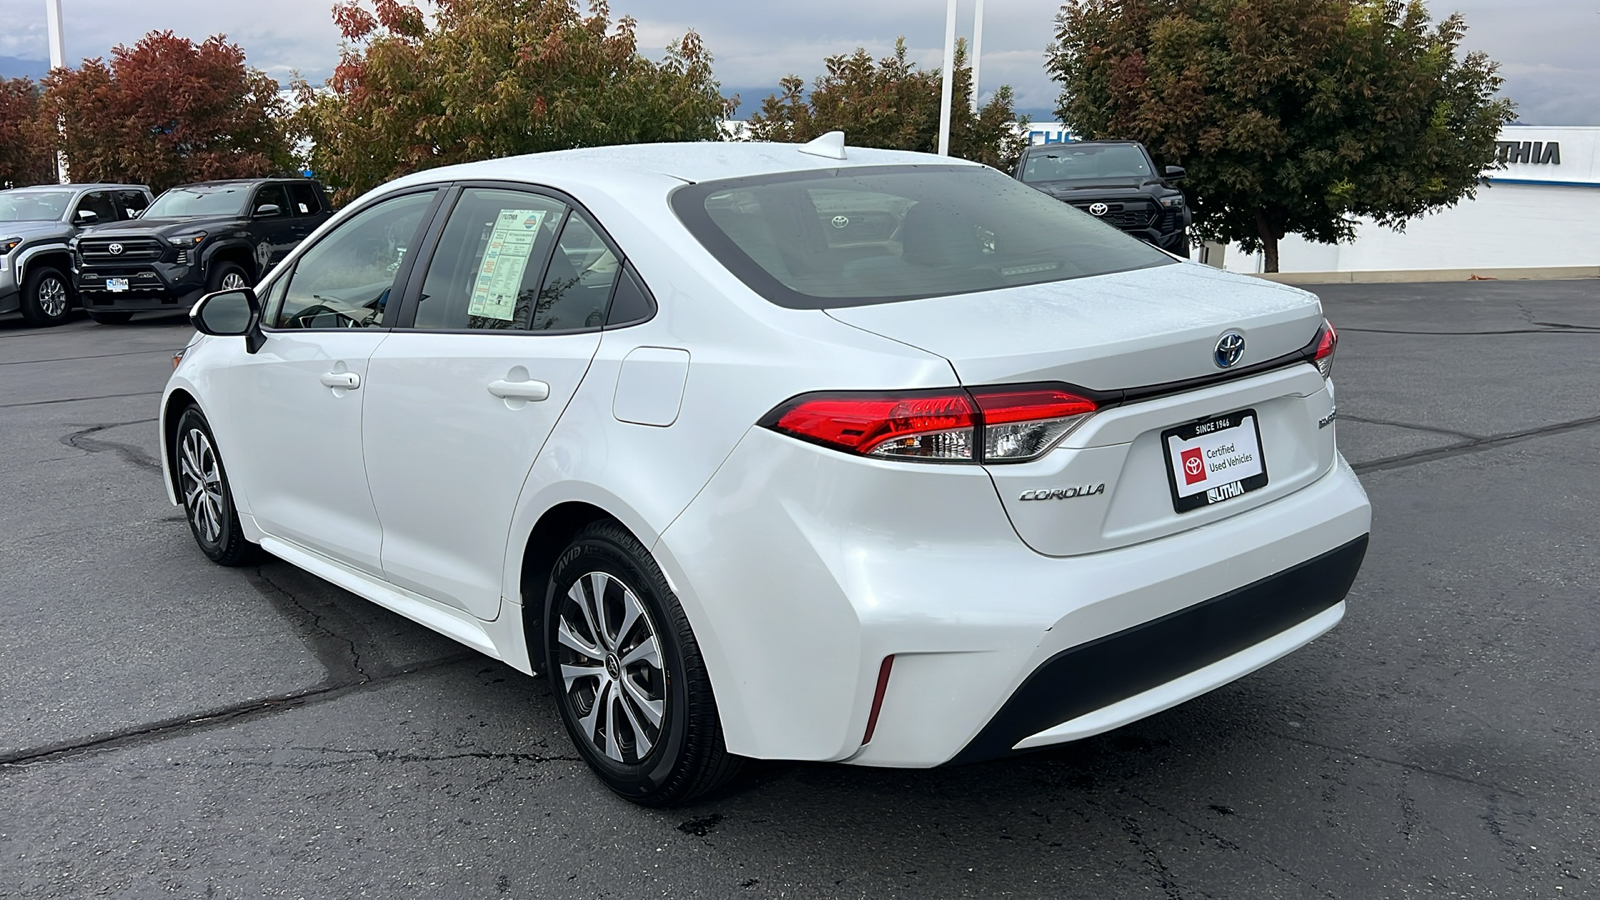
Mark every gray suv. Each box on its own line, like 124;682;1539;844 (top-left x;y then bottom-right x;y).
0;184;154;327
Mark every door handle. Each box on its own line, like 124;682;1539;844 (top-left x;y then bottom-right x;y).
319;372;360;390
487;379;550;401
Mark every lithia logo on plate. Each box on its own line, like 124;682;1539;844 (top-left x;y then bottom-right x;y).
1019;484;1106;501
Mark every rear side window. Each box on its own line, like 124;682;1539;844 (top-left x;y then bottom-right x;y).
671;164;1171;309
411;189;568;331
288;183;322;217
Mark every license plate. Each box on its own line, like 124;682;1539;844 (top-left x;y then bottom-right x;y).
1162;409;1269;513
106;278;129;293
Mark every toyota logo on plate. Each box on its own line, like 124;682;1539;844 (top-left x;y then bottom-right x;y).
1088;202;1109;217
1214;330;1246;369
108;243;124;255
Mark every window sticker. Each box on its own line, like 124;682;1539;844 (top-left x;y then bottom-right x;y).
467;208;547;321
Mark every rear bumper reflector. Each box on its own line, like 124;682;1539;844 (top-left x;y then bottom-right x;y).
862;656;895;745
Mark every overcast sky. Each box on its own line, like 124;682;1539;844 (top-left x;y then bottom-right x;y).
1;0;1596;123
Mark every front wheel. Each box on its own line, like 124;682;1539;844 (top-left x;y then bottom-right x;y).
173;407;258;566
207;262;250;293
20;266;71;327
544;521;741;806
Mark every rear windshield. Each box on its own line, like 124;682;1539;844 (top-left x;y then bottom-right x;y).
1020;144;1153;185
671;165;1171;309
145;185;251;218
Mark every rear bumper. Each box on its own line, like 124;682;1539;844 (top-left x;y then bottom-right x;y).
655;425;1372;768
948;534;1366;764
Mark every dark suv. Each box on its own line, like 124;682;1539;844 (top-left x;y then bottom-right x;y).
0;183;153;327
1012;141;1192;257
72;178;331;323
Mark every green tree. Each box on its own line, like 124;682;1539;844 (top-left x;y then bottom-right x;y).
1048;0;1514;271
296;0;735;202
0;78;55;188
39;31;292;194
747;38;1028;171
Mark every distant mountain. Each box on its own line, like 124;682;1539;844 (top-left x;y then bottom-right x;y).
0;56;50;81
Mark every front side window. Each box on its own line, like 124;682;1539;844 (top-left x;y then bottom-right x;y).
252;185;289;217
672;165;1172;310
411;189;567;331
117;191;150;219
266;190;437;329
145;185;251;218
73;191;118;225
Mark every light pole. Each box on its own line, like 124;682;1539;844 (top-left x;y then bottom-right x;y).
937;0;958;156
45;0;68;183
970;0;984;113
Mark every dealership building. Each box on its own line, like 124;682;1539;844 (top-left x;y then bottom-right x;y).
1025;124;1599;277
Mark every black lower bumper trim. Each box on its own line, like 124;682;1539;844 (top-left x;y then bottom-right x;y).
947;534;1368;765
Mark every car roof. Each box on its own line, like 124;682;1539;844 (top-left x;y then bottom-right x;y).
1;183;147;192
168;178;313;189
383;141;985;192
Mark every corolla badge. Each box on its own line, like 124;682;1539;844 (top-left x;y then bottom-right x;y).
1088;202;1109;216
1214;330;1245;369
108;243;124;255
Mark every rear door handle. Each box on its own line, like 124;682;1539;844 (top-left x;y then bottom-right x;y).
487;379;550;401
319;372;360;390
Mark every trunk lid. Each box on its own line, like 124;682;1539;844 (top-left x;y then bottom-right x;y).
824;262;1323;393
825;263;1338;557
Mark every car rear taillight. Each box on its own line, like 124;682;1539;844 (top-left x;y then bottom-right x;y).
1310;319;1337;379
761;385;1099;464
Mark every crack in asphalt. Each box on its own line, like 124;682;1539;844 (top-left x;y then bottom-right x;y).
1125;792;1339;899
0;347;176;367
0;654;474;770
249;566;378;686
1351;411;1600;474
1340;325;1600;335
0;390;162;409
59;419;162;471
1340;413;1482;441
283;746;582;766
1264;730;1525;797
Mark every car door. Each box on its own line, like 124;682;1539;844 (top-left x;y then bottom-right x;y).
361;185;621;619
217;188;441;574
249;184;297;272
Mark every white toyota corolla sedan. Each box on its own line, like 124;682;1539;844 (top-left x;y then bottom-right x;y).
162;135;1370;805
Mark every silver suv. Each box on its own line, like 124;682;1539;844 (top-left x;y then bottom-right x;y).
0;184;153;327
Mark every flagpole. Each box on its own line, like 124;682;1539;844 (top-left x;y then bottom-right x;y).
45;0;68;183
970;0;984;113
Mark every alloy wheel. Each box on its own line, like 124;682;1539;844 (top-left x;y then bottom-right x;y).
220;272;248;291
178;428;225;544
555;571;667;764
38;275;68;318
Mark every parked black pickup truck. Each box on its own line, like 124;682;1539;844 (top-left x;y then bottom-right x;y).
0;183;153;327
72;178;331;323
1012;141;1192;257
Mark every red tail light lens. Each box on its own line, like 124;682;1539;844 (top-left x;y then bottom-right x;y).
762;385;1099;464
766;391;978;461
1310;319;1337;379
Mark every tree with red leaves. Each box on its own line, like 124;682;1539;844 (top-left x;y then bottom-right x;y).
296;0;735;201
40;31;293;194
0;78;54;188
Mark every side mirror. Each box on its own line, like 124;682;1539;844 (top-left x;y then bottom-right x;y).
190;288;266;354
253;203;282;218
75;209;99;223
1164;166;1187;181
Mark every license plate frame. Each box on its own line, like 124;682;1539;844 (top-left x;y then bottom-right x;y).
106;278;129;293
1162;409;1269;513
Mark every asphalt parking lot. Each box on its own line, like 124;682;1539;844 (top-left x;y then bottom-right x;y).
2;278;1597;899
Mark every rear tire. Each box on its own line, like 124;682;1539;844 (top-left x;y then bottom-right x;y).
20;265;71;327
173;407;258;567
544;521;741;806
87;311;135;325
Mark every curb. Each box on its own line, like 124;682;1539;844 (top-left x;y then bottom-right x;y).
1247;265;1600;284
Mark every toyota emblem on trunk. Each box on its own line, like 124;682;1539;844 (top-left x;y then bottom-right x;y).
1214;330;1246;369
1088;202;1109;216
108;243;124;255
